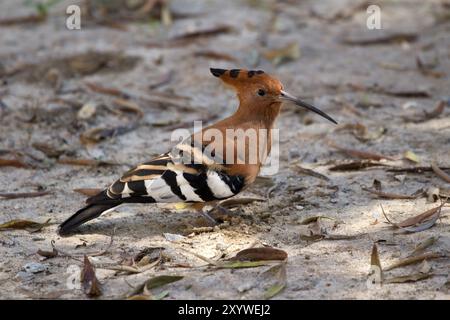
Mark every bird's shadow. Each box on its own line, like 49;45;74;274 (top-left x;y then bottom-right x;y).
62;208;215;238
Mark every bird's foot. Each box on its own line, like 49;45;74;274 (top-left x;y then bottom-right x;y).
198;210;219;226
197;205;240;226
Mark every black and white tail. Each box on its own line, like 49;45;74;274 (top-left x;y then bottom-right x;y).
58;203;118;235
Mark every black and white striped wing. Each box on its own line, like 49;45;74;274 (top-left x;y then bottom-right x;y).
86;152;246;205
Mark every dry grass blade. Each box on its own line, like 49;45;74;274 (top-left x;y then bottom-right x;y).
80;125;138;145
0;218;51;233
384;273;431;284
113;98;144;116
293;165;330;181
328;161;387;171
73;188;102;197
385;252;444;271
85;81;127;98
431;162;450;183
341;31;418;45
362;187;423;199
387;166;450;173
0;13;46;26
173;25;233;40
229;247;288;262
220;197;265;208
328;141;395;161
0;191;51;200
81;255;102;297
0;158;30;168
194;50;238;62
220;261;272;269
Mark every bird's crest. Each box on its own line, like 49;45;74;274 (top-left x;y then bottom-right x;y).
210;68;265;80
209;68;283;95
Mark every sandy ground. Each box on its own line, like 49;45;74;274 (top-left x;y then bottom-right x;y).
0;0;449;299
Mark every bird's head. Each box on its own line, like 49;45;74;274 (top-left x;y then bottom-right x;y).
210;68;337;124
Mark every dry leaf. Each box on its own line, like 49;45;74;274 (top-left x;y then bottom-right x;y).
220;260;271;269
37;248;58;259
385;252;443;271
328;142;395;161
128;275;183;298
368;243;383;284
387;166;450;173
384;273;431;284
362;187;423;200
73;188;102;197
85;81;127;98
0;158;29;168
380;203;445;233
328;161;387;171
172;25;233;40
0;191;51;200
229;247;288;262
262;263;287;299
80;125;138;145
0;218;51;233
77;102;97;120
409;236;438;257
113;98;144;116
0;13;46;26
404;151;421;163
431;162;450;183
341;31;418;45
292;165;330;181
81;255;102;297
195;50;238;62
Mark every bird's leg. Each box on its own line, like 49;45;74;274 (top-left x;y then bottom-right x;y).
191;203;219;226
207;204;238;217
197;210;219;226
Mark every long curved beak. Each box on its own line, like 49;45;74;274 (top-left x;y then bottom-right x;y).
280;90;337;124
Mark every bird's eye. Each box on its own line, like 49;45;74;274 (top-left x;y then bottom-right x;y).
257;89;266;96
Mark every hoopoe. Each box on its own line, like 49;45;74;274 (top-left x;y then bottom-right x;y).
58;68;337;235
